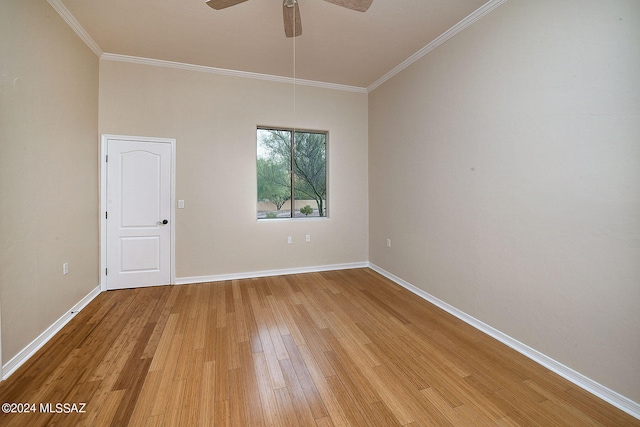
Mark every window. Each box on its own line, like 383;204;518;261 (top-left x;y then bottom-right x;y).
257;127;327;219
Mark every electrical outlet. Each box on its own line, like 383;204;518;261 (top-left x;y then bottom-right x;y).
386;239;391;248
63;262;69;275
305;234;311;242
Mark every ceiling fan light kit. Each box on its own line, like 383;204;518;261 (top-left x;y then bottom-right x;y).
206;0;373;38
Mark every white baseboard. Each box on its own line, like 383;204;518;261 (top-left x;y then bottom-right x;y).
4;264;638;420
2;263;367;379
2;285;102;380
175;261;369;285
368;263;640;420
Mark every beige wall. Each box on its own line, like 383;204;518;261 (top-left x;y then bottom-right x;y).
369;0;640;402
99;60;369;277
3;0;638;409
0;0;99;362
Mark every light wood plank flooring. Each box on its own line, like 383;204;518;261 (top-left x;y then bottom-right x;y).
0;268;637;426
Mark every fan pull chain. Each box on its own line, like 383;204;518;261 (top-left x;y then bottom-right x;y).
292;3;296;135
293;1;298;134
292;2;297;205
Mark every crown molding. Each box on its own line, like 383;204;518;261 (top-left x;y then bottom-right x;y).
48;0;506;94
367;0;507;92
47;0;103;57
100;53;368;94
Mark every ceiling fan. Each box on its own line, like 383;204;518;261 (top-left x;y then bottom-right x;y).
206;0;373;38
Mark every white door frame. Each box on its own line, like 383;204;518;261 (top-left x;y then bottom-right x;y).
100;134;176;291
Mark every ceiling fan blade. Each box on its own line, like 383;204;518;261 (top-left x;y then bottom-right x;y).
322;0;373;12
206;0;249;10
283;1;302;38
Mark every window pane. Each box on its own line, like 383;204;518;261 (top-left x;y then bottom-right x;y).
257;129;291;219
293;131;326;217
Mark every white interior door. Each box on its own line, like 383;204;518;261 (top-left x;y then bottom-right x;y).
105;138;173;290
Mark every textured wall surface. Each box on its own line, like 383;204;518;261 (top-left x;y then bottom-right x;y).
369;0;640;403
99;60;369;278
0;0;99;363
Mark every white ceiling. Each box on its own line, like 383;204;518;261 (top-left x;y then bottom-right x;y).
55;0;499;90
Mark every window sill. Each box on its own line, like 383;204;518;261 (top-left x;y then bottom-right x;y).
257;216;330;223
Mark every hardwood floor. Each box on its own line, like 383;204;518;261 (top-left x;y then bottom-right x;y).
0;268;637;426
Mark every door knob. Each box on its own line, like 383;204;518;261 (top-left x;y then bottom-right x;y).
157;219;169;225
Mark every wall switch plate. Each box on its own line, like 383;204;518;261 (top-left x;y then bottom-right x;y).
305;234;311;242
63;262;69;275
178;200;185;209
386;239;392;248
287;236;292;244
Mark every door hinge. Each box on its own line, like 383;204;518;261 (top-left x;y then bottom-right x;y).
105;211;108;219
105;268;108;275
105;155;108;162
